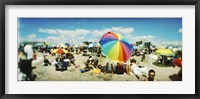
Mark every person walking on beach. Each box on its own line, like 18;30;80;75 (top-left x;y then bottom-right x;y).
23;44;34;80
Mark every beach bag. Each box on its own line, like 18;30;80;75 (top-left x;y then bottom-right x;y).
80;69;85;73
91;68;101;74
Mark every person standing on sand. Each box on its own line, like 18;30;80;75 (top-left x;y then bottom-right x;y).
23;44;34;80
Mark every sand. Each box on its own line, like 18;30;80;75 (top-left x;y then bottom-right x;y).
31;52;181;81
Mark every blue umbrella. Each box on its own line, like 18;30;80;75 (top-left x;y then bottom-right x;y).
65;43;70;46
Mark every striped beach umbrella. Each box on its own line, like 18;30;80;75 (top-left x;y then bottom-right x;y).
99;32;133;62
51;48;68;54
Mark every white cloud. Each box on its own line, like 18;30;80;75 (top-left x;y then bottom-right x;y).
21;27;181;47
27;34;37;39
128;35;182;47
160;40;182;46
20;34;47;42
111;27;134;34
133;35;155;42
22;27;182;47
36;27;134;45
39;28;58;34
135;35;155;40
178;28;182;33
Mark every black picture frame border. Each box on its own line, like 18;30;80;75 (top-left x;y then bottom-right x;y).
0;0;199;99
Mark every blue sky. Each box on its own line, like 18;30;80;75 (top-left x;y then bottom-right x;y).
18;18;182;46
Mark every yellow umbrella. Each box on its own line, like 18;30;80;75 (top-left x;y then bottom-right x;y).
155;48;174;56
44;42;49;45
51;49;68;54
64;46;68;49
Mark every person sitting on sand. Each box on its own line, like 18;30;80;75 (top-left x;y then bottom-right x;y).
131;60;140;79
99;64;107;74
84;62;93;72
87;56;94;65
68;53;75;65
145;69;159;81
93;56;99;68
141;53;146;62
131;59;148;79
43;58;51;66
76;48;79;55
116;62;124;74
106;62;114;74
84;58;95;72
55;55;65;71
125;64;131;75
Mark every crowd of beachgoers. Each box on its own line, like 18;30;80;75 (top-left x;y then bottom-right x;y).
18;41;182;81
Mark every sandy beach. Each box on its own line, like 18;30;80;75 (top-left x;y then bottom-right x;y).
31;51;181;81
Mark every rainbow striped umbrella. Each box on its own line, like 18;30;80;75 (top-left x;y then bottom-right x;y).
99;32;133;62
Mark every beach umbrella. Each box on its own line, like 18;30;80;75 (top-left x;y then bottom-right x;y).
172;58;182;67
64;46;69;49
155;48;174;56
88;42;97;48
44;42;49;45
65;43;70;46
166;46;173;50
51;48;68;54
48;43;56;48
99;32;133;62
97;43;101;47
82;41;92;46
34;42;44;47
79;43;87;47
88;43;94;48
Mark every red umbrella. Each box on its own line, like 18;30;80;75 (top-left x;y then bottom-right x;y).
173;58;182;67
51;48;68;54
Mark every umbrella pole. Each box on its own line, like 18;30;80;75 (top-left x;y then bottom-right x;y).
162;55;164;64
